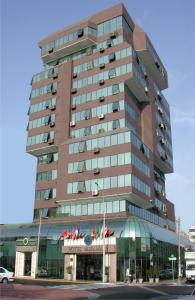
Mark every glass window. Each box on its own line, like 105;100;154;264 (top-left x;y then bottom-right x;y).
70;205;76;216
113;200;119;212
118;153;125;165
111;155;117;166
108;68;116;78
118;132;125;144
111;176;117;188
112;84;120;95
112;119;120;129
106;201;112;213
88;203;93;215
82;204;88;215
118;175;125;187
111;134;117;145
125;174;131;186
112;101;120;112
120;200;126;211
125;152;131;164
94;202;100;214
104;177;110;189
77;181;86;193
76;204;81;216
105;135;110;147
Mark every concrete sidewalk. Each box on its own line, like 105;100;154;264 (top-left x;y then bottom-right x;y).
0;283;98;300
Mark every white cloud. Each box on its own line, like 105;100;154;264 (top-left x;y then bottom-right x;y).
135;10;149;26
171;107;195;126
167;173;195;191
168;69;188;90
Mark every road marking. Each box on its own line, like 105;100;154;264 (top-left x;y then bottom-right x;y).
48;283;126;290
137;285;169;296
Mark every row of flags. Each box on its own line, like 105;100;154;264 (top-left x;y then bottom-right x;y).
91;226;114;240
59;226;114;240
59;227;85;240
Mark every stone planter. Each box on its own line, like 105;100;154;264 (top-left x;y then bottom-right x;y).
67;274;72;281
155;277;159;283
133;279;137;284
138;278;143;284
149;277;154;283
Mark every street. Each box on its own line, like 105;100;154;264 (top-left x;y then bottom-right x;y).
0;280;194;300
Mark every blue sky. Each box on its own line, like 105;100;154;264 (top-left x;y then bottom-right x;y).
1;0;195;232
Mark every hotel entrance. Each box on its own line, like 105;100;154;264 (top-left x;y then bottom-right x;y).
24;252;32;276
76;254;102;280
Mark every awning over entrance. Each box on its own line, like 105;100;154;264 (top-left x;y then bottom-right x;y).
0;217;192;248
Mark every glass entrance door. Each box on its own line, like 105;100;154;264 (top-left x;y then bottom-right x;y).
76;254;102;280
24;252;32;276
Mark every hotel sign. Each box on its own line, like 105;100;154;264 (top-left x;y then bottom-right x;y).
185;252;195;259
62;244;116;254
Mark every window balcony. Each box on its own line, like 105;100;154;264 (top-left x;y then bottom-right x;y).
154;146;173;174
40;28;97;64
133;25;168;90
125;64;149;102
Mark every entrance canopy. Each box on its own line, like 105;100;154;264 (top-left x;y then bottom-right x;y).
0;217;192;248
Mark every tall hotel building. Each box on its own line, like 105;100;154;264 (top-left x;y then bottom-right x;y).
1;4;192;282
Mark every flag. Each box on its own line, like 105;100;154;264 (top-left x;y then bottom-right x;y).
59;229;68;239
96;227;100;239
73;226;79;239
100;225;107;238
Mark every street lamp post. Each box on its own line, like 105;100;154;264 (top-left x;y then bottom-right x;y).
35;210;48;278
95;182;106;283
177;217;182;283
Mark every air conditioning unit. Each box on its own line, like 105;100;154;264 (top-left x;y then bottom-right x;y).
71;88;77;94
160;138;166;145
93;147;100;154
53;72;58;79
144;71;148;79
48;48;54;53
49;122;55;127
154;171;161;179
158;106;163;114
98;114;105;120
155;60;160;69
70;120;76;127
98;128;105;133
71;104;76;110
160;152;167;161
92;190;99;196
72;73;77;78
99;47;105;53
159;122;165;129
93;168;100;174
110;31;118;39
49;105;56;111
162;205;167;213
157;91;162;100
51;89;57;95
99;63;105;69
48;139;54;145
99;79;105;85
99;96;105;102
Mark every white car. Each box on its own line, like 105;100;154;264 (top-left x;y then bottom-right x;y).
0;267;14;284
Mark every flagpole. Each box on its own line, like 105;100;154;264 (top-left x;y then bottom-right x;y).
95;182;106;283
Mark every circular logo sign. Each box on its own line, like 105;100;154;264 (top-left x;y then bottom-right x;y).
84;234;92;246
23;237;29;246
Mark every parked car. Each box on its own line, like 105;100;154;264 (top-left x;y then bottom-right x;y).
0;267;14;284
